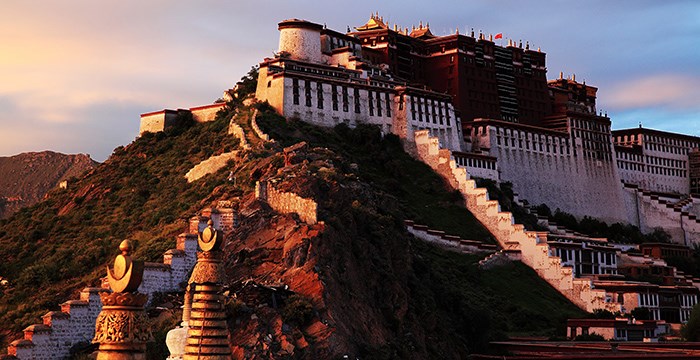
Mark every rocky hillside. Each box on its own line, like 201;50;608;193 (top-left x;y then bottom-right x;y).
0;99;585;359
0;151;98;218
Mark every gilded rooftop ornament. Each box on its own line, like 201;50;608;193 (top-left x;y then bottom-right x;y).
107;240;144;293
94;240;152;360
199;219;222;252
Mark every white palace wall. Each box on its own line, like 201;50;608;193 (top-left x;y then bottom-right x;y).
622;185;700;246
258;70;463;151
475;123;628;224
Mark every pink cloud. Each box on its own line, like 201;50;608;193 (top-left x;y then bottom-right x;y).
604;74;700;110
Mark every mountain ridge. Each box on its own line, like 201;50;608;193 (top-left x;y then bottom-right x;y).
0;151;98;219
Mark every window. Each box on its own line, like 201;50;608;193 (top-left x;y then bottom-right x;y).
386;93;391;117
305;80;312;107
369;91;374;116
332;85;338;111
354;88;360;113
342;86;349;112
377;92;382;117
317;82;324;109
292;79;300;105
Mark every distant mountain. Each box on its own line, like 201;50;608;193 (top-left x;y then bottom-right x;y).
0;151;98;218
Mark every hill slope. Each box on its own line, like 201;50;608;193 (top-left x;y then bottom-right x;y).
0;151;98;218
0;103;585;358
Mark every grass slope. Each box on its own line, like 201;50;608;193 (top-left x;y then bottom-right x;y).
0;114;240;344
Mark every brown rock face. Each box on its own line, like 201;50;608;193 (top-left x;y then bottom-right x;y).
220;145;468;359
0;151;97;218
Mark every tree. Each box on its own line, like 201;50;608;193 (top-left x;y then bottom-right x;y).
682;303;700;341
630;307;651;321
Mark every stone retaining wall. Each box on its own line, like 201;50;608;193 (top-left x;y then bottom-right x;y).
255;181;317;224
404;220;497;254
185;151;237;183
250;109;274;143
229;123;251;150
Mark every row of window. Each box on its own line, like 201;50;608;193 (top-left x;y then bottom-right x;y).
454;155;497;170
644;134;700;149
617;151;643;162
286;63;357;80
292;79;391;117
494;129;571;155
644;142;697;155
681;294;698;308
639;292;659;307
617;160;645;172
554;248;617;266
571;118;609;133
409;96;451;126
647;156;686;169
646;166;687;177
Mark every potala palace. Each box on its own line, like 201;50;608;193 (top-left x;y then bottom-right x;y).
121;14;700;345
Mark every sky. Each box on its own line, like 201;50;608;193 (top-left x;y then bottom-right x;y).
1;1;699;162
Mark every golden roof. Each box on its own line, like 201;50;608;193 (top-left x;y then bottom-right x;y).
356;13;388;31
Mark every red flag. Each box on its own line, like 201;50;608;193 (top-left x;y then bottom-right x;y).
494;33;503;39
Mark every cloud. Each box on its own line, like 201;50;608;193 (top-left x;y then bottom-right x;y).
1;1;699;160
604;74;700;111
612;108;700;137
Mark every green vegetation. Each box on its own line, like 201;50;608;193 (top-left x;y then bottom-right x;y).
255;105;493;242
475;179;546;231
532;204;672;244
281;294;314;326
410;240;585;342
682;303;700;341
0;107;241;341
574;333;605;341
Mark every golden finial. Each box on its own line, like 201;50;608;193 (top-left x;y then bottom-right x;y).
199;219;222;252
107;240;144;293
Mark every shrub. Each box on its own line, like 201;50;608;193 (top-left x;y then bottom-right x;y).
574;332;605;341
281;294;314;326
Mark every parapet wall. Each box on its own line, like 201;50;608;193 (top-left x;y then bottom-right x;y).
256;181;318;224
185;151;238;183
139;103;226;135
404;220;498;254
190;103;226;123
229;122;251;150
7;288;109;360
250;109;274;143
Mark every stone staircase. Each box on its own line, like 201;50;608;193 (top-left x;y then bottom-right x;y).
7;206;235;360
413;130;622;313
